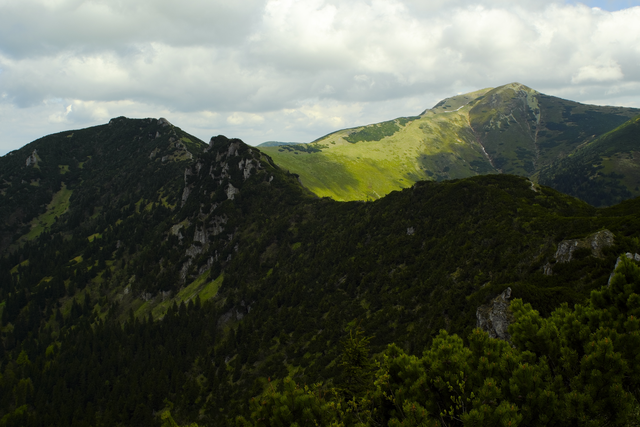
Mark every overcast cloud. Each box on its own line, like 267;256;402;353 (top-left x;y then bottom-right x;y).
1;0;640;155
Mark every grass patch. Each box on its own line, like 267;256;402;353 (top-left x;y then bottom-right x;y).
87;233;102;242
58;165;70;175
135;198;145;213
143;273;223;319
20;183;73;242
10;260;29;274
160;196;175;209
198;274;224;301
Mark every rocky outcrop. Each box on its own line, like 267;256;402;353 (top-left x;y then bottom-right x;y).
544;229;615;275
227;140;241;157
158;117;172;127
555;229;614;263
476;287;513;341
226;183;239;200
175;136;267;282
239;158;256;180
26;149;38;167
193;226;207;245
181;167;194;207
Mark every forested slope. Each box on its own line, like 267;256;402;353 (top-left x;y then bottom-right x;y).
1;121;640;425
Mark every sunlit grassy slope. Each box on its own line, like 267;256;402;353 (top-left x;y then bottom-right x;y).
263;83;640;202
262;88;496;201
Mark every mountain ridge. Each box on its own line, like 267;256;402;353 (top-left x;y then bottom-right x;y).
261;82;640;204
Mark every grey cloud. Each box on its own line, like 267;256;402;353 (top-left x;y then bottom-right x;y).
0;0;264;58
1;0;640;155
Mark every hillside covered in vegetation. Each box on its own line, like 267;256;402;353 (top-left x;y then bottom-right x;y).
1;118;640;425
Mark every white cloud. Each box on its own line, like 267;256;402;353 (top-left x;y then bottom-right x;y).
227;112;265;125
1;0;640;155
572;62;624;83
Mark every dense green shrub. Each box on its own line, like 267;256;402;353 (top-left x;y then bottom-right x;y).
241;257;640;426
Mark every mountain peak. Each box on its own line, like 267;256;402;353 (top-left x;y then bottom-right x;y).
499;82;534;92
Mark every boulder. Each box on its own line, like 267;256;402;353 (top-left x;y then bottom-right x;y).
476;287;513;341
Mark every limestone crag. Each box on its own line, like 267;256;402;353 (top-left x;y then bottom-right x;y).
476;287;513;341
158;117;172;127
174;135;270;284
555;229;614;263
226;183;239;200
26;149;38;167
544;229;615;275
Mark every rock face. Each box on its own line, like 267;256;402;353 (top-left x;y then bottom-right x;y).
476;287;513;341
555;229;615;263
26;149;38;167
174;135;271;283
158;117;172;127
544;229;615;275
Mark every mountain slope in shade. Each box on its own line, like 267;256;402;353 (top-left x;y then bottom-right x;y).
0;117;207;253
261;83;640;202
538;114;640;207
3;122;640;425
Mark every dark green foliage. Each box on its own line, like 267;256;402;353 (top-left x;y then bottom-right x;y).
397;116;420;127
244;257;640;426
345;120;400;143
276;144;323;154
3;124;640;425
338;325;375;400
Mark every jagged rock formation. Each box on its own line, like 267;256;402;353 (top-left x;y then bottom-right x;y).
544;229;615;275
173;135;294;284
476;287;513;341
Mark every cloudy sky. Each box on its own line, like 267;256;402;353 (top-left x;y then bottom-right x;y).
1;0;639;155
